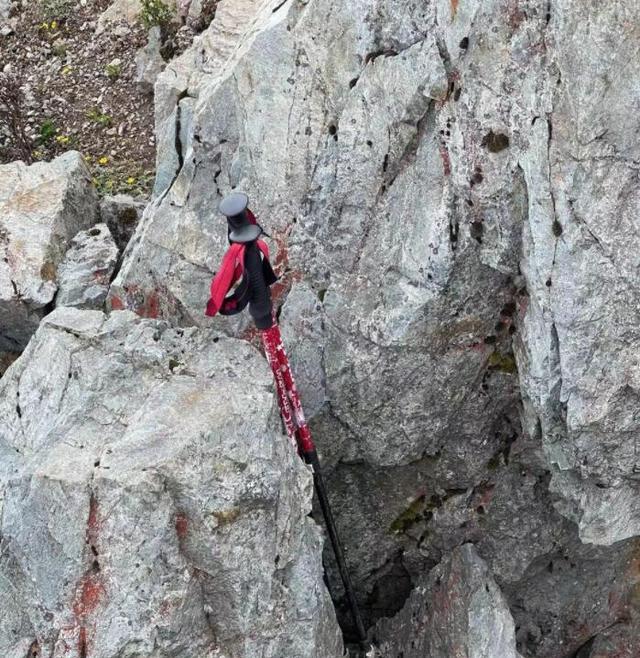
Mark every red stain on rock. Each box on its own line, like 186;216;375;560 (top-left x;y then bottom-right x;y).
271;269;302;309
108;294;125;311
450;0;459;18
175;514;188;540
142;289;160;319
507;0;527;31
109;284;174;319
439;144;452;176
71;495;106;657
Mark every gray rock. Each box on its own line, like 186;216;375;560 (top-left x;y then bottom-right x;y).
504;537;640;657
99;193;146;252
135;26;166;95
0;151;99;352
105;0;640;645
95;0;143;35
515;0;640;545
0;307;344;658
374;544;522;658
56;224;119;309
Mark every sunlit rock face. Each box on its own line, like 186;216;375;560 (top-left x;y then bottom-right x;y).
0;151;98;351
0;307;343;658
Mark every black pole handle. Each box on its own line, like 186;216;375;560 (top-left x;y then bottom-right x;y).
244;241;273;329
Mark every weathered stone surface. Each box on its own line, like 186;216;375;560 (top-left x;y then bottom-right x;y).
373;544;522;658
0;151;98;351
135;26;166;95
99;193;146;252
0;307;344;658
515;0;640;545
95;0;144;34
105;0;640;647
56;223;119;309
504;537;640;658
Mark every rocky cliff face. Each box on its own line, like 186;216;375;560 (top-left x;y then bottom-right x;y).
1;0;639;656
106;0;640;654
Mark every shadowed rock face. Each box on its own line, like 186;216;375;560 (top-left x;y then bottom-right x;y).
0;307;343;658
0;151;98;351
104;0;640;652
373;544;523;658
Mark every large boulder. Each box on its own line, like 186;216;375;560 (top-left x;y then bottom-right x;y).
0;151;99;351
0;307;343;658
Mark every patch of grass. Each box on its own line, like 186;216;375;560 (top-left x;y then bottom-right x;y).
50;40;67;58
105;62;121;81
37;119;58;144
86;108;113;127
88;158;154;198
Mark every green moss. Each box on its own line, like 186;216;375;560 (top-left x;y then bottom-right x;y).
389;495;425;534
488;351;517;374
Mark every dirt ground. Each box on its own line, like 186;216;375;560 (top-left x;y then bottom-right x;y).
0;0;214;197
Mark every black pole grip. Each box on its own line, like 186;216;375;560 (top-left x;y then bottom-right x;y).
244;242;273;329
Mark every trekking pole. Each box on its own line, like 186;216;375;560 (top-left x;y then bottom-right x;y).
205;193;367;645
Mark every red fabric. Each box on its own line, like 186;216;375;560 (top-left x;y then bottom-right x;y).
205;239;270;317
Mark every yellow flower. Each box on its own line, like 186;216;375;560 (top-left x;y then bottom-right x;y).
40;22;49;30
98;156;109;165
126;176;136;185
51;20;58;30
56;135;70;144
61;65;72;75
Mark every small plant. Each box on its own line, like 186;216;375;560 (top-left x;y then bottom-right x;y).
105;61;121;81
86;108;112;127
37;119;57;144
51;39;67;58
140;0;174;29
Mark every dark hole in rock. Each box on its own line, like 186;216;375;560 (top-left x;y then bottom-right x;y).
552;219;563;236
459;36;469;49
470;221;484;243
482;130;510;153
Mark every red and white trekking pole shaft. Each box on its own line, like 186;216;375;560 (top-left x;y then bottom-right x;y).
242;243;367;643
